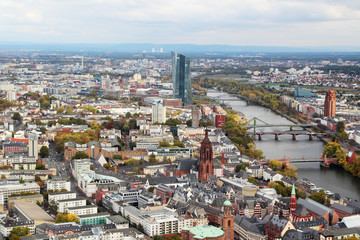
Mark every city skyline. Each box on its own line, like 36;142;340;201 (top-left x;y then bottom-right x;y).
1;0;360;48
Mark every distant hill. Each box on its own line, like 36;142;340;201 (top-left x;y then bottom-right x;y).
0;42;359;53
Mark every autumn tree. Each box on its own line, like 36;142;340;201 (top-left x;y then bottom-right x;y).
72;151;89;159
269;159;283;171
55;213;78;223
9;227;29;240
309;190;327;204
39;146;50;158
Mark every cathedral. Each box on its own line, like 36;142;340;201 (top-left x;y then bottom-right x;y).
198;129;214;182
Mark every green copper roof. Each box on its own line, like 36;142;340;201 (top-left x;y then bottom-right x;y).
291;183;296;195
224;200;232;206
188;225;224;238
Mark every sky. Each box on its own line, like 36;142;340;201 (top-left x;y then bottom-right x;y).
1;0;360;47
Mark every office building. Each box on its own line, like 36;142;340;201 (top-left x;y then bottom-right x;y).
152;102;166;124
324;90;336;117
172;52;192;106
28;133;38;159
0;182;40;210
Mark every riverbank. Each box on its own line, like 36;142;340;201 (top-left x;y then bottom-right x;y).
206;89;360;199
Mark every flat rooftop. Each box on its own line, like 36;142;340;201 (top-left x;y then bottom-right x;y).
15;202;54;225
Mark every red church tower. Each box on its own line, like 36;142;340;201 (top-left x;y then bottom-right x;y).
221;199;234;240
198;129;214;182
290;184;296;214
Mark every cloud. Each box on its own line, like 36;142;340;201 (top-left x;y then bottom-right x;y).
0;0;360;46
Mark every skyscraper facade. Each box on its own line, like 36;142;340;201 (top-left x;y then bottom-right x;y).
172;52;192;106
324;90;336;117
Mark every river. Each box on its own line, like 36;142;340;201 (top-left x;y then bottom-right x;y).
207;90;360;199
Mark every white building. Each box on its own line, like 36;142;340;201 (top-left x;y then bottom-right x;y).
67;205;98;216
122;205;179;236
0;182;40;209
28;133;38;159
48;191;77;204
7;90;17;102
152;103;166;124
46;179;71;192
56;198;87;213
71;159;91;180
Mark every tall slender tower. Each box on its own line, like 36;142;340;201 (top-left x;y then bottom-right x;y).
324;90;336;117
28;133;38;159
198;129;213;181
172;52;192;106
221;199;234;240
290;184;296;214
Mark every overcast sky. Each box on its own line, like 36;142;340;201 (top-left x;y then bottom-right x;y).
1;0;360;47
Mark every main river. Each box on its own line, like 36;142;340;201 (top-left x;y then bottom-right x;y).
207;90;360;199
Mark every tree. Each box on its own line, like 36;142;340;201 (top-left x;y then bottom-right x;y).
269;159;283;171
55;213;78;223
40;126;47;134
165;118;182;127
309;190;327;204
137;223;145;233
159;141;171;148
248;177;259;184
149;153;157;163
34;175;42;182
122;124;130;133
235;163;248;172
254;149;264;159
36;163;46;170
72;151;89;159
186;119;192;127
113;154;123;160
336;121;345;133
19;177;25;183
283;165;298;178
39;146;50;158
173;140;185;148
9;227;29;240
199;121;213;127
12;112;21;121
1;175;6;179
148;186;155;193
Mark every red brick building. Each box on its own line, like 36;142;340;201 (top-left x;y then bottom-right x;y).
324;90;336;117
64;141;147;161
198;129;213;182
163;99;182;108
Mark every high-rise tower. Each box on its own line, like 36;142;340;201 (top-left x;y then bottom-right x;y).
198;129;213;181
324;90;336;117
172;52;192;106
28;133;38;159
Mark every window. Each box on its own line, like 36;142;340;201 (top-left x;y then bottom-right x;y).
228;232;231;239
228;220;231;227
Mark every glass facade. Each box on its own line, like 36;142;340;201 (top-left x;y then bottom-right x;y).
172;52;192;106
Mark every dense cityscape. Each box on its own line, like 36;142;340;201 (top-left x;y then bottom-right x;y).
0;49;359;240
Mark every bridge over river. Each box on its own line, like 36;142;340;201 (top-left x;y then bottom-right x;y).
258;155;337;167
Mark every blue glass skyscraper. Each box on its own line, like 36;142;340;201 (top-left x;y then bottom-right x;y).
172;51;192;106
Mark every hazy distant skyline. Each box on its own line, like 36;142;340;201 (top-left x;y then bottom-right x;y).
1;0;360;47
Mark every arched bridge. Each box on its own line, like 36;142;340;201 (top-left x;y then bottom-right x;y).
248;131;327;140
258;155;337;167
